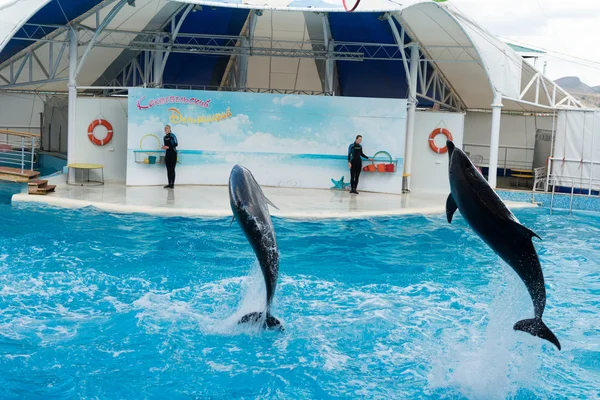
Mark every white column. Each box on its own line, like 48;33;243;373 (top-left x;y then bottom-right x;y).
402;45;419;193
488;91;503;188
67;28;78;165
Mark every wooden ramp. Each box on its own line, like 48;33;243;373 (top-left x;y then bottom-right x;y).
0;167;40;183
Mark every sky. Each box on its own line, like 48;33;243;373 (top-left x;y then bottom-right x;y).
448;0;600;87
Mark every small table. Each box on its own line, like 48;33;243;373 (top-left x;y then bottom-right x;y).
511;169;534;187
67;163;104;186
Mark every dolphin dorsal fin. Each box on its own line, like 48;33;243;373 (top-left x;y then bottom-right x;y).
509;219;541;241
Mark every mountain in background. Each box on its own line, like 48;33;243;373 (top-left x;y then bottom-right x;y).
555;76;600;108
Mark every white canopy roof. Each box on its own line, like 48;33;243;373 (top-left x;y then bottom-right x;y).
0;0;583;111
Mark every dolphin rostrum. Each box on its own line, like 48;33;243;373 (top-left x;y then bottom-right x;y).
446;140;560;350
229;164;283;330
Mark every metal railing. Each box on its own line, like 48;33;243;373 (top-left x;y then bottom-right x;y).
0;129;40;173
546;157;600;196
549;177;575;215
463;143;534;175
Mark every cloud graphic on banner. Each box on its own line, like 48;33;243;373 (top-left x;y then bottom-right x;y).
236;132;343;155
272;95;305;108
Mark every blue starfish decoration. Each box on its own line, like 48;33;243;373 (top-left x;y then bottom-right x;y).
331;176;350;190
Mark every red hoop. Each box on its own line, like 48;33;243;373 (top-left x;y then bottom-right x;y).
342;0;360;12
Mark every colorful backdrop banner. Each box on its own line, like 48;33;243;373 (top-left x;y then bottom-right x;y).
127;88;406;193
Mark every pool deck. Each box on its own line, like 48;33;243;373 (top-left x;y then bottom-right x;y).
11;181;537;218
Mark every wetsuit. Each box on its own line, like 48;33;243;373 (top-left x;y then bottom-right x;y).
348;142;369;192
164;133;178;187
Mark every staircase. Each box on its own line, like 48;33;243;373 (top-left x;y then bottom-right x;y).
28;179;56;196
0;166;40;182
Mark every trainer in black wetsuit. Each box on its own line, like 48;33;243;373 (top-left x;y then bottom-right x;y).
162;125;178;189
348;135;370;194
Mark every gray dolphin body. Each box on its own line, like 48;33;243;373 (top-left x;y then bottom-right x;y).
445;140;560;350
228;164;282;330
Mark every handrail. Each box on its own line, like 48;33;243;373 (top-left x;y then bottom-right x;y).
549;177;575;215
0;129;41;138
0;130;39;173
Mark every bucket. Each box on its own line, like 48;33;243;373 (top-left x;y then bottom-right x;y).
148;156;157;164
362;166;369;172
372;151;396;173
367;163;376;172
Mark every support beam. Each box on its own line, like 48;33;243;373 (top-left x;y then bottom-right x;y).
322;14;335;95
67;29;78;165
488;91;503;189
74;0;130;79
403;45;419;193
238;11;259;89
159;4;194;78
153;36;163;87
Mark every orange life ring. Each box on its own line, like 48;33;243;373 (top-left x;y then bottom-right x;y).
87;119;113;146
428;128;453;154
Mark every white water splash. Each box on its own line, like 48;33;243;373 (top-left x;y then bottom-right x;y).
426;267;543;399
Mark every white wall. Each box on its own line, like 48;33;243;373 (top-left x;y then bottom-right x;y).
73;97;128;182
463;112;554;170
411;111;465;194
0;92;44;134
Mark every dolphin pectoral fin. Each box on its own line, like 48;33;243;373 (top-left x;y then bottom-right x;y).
509;220;542;240
266;197;280;211
514;318;561;350
229;215;235;226
446;194;458;223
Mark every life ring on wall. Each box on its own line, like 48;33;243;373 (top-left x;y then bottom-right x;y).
88;119;113;146
428;128;453;154
342;0;360;12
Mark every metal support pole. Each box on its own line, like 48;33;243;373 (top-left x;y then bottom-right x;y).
153;35;163;87
238;11;258;89
21;137;25;173
74;0;129;79
488;91;503;188
67;28;78;165
402;45;419;193
322;14;335;95
30;136;35;171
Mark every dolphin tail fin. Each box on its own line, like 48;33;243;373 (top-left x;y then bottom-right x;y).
514;317;561;350
446;194;458;223
237;311;284;331
266;312;284;331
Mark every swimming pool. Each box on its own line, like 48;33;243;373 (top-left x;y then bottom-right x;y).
0;204;598;399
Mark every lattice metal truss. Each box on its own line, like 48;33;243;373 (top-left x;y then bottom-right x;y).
507;71;584;109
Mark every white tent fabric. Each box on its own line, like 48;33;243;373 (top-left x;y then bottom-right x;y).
0;0;52;54
0;0;582;112
552;110;600;191
169;0;414;12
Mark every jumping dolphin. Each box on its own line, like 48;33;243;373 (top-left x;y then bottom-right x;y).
229;164;283;330
445;140;560;350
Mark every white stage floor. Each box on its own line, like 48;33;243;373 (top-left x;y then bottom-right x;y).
11;183;537;219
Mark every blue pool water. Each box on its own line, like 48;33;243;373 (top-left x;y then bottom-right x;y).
0;203;598;399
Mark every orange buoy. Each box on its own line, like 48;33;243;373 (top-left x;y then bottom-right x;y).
428;128;453;154
87;119;114;146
